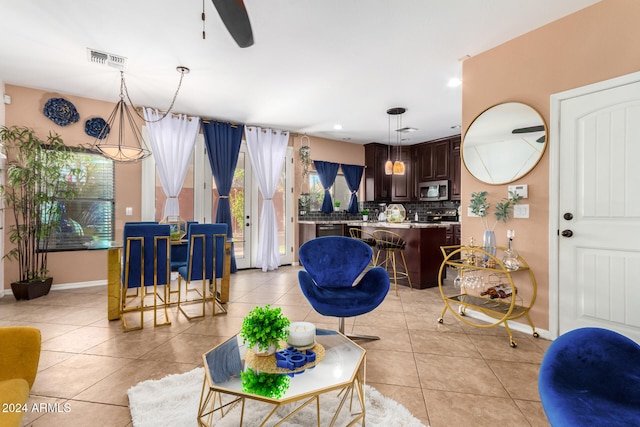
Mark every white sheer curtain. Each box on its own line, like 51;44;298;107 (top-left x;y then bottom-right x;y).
245;126;289;272
143;108;200;218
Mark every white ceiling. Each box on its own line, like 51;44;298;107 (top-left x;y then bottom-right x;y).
0;0;599;145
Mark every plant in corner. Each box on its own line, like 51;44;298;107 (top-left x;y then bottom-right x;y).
0;126;81;300
240;305;291;355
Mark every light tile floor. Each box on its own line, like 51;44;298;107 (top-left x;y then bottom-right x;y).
0;265;551;426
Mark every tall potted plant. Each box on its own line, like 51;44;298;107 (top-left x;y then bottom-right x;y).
0;126;80;300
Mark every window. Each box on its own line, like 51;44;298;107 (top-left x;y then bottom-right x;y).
308;171;351;211
46;149;115;251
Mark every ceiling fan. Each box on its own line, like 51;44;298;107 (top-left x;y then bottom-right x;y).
512;125;546;143
211;0;254;48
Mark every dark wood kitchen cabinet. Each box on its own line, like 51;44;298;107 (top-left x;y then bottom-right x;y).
364;143;391;201
416;139;449;183
390;146;413;202
449;136;461;200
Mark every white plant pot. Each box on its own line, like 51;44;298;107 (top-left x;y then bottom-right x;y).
252;343;277;356
362;215;368;221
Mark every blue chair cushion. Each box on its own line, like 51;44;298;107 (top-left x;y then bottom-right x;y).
298;236;390;319
298;267;389;318
177;223;228;281
122;223;170;288
538;327;640;426
299;236;372;289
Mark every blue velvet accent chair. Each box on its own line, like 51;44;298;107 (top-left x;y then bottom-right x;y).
121;223;171;331
177;223;228;319
538;327;640;426
298;236;390;340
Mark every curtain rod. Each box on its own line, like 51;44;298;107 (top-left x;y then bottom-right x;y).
134;106;240;128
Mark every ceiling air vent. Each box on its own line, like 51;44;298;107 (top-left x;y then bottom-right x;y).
87;48;127;70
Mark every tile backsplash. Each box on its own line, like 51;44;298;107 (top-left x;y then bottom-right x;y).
299;200;460;222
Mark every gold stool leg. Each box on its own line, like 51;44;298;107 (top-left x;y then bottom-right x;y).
391;251;399;296
400;250;413;291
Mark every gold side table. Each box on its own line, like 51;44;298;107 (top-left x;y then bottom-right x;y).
198;330;366;426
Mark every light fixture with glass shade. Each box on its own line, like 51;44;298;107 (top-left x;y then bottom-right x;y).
388;107;406;175
384;112;393;175
92;66;189;162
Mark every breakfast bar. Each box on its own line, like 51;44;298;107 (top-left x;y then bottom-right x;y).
299;220;452;289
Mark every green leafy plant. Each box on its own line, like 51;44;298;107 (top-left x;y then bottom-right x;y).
333;200;341;208
361;208;369;216
241;368;290;399
470;191;522;231
0;126;81;282
240;305;291;352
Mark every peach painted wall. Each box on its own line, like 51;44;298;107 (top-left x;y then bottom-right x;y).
4;85;144;288
462;0;640;330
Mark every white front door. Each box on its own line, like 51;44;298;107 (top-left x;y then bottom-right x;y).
554;75;640;343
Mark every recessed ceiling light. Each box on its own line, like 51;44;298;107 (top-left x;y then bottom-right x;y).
333;124;343;130
447;78;462;87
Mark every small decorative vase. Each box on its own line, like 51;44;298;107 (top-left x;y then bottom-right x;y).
252;343;277;356
482;230;496;259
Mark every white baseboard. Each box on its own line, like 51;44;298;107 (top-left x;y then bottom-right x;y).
460;308;552;341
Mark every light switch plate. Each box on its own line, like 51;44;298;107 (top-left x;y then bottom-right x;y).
514;204;529;218
125;207;133;216
508;184;528;199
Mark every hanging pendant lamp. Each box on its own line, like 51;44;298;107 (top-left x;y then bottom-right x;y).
384;113;393;175
387;107;406;175
93;66;189;162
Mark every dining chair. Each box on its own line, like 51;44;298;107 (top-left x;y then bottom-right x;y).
177;223;228;319
121;223;172;331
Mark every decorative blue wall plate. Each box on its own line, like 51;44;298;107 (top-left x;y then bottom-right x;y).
43;97;80;126
85;117;110;139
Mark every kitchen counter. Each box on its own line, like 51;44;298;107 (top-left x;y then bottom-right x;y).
299;220;459;228
298;220;455;289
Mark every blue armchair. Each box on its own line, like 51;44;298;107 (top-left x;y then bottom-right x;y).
298;236;390;340
538;327;640;426
177;223;228;319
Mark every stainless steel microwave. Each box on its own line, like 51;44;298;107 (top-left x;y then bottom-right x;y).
419;180;449;201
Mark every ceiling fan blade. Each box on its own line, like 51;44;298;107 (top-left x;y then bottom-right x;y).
537;135;546;143
512;125;545;134
211;0;254;48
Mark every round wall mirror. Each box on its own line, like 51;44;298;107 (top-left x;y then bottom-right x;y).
462;102;547;184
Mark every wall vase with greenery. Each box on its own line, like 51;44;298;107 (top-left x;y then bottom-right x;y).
469;191;522;259
0;126;80;300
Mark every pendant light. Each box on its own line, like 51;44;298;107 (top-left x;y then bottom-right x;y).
388;107;406;175
93;66;189;162
384;113;393;175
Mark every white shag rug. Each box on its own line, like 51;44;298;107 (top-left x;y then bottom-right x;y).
128;367;428;427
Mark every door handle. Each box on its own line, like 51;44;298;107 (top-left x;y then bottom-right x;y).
561;229;573;238
563;213;573;220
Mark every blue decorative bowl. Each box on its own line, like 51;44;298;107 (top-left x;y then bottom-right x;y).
43;97;80;126
85;117;110;139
